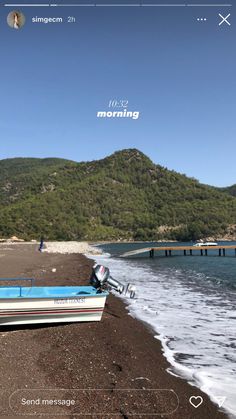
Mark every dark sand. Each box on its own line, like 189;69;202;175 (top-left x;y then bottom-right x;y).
0;244;228;419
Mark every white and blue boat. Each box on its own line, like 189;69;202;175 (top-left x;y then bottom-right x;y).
0;279;108;326
0;264;134;326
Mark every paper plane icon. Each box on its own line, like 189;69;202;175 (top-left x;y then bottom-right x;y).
214;397;226;408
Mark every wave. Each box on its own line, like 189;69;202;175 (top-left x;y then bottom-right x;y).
88;251;236;418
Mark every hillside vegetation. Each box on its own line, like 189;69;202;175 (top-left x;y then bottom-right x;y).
220;184;236;197
0;149;235;241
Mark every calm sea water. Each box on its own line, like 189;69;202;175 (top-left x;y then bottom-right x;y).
91;241;236;418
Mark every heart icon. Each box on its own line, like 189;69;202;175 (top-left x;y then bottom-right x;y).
189;396;203;408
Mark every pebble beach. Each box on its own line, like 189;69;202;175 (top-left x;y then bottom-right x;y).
0;242;228;418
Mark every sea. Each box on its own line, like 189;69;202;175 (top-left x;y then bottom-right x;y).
90;241;236;418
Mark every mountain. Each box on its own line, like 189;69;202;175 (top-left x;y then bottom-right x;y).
0;149;236;241
220;184;236;197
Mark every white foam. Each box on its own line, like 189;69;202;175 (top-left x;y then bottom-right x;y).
90;252;236;418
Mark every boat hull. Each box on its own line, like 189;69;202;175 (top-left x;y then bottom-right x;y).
0;292;107;325
0;312;104;326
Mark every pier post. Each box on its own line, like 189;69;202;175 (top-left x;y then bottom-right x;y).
165;250;168;257
219;249;221;256
150;249;154;258
235;248;236;257
223;248;225;257
190;249;192;256
201;249;203;256
184;250;186;256
168;250;172;256
205;249;207;256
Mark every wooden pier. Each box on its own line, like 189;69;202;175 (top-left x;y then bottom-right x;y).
121;245;236;258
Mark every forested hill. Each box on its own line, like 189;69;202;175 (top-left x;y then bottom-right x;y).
220;184;236;197
0;149;235;241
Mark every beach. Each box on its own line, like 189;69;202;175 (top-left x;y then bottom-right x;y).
0;243;228;418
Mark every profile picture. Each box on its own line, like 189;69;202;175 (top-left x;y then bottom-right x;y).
7;10;25;29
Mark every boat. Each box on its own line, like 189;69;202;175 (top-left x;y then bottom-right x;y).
0;283;108;326
0;264;134;326
193;242;218;247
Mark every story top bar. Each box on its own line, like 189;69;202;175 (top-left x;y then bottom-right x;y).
4;3;50;5
3;2;232;6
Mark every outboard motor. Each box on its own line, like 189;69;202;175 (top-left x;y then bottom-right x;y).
90;264;110;290
90;264;135;298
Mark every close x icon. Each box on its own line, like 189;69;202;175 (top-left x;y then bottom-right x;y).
218;13;231;26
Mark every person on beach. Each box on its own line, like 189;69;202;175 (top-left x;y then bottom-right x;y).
39;236;44;252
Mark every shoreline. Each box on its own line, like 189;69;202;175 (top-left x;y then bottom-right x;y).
0;243;229;418
1;237;236;246
91;239;236;244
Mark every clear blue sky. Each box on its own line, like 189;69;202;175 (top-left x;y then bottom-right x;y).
0;1;235;186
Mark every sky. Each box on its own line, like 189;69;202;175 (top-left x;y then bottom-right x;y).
0;1;235;187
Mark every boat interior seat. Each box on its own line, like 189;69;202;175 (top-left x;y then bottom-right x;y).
76;291;90;295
